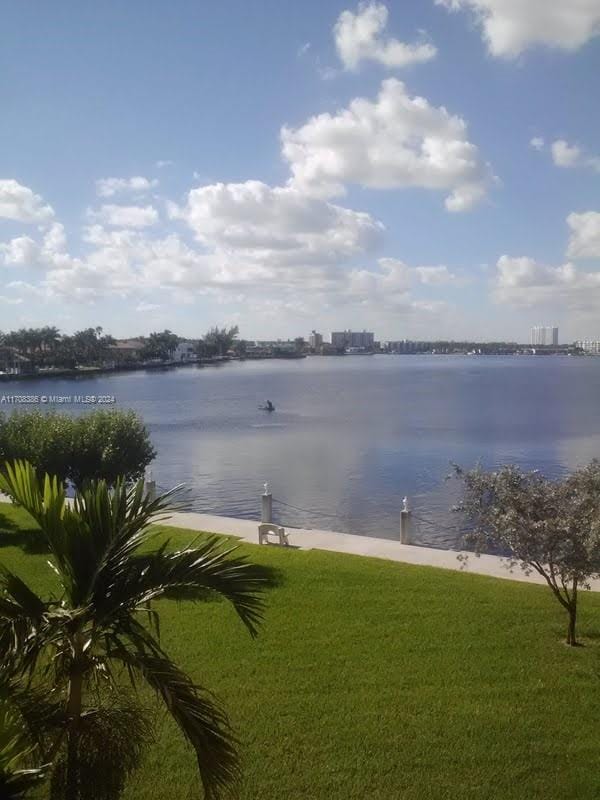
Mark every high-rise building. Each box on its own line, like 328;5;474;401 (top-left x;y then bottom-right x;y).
531;326;558;346
576;339;600;354
309;330;323;350
331;330;375;350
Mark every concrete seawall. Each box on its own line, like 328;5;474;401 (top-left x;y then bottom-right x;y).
2;493;596;590
163;510;598;590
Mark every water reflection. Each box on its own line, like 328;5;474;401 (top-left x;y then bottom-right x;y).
2;355;600;548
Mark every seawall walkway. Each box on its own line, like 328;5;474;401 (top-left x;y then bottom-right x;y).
2;491;595;590
163;510;595;589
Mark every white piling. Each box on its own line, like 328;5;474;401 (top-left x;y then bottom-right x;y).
145;476;157;501
261;482;273;523
400;495;411;544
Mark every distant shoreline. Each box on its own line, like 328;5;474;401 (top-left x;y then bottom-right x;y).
0;352;308;382
1;349;591;383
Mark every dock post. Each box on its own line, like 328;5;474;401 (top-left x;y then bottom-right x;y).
145;472;156;502
400;496;411;544
262;482;273;523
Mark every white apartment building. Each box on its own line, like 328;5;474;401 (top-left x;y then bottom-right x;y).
331;330;375;350
531;326;559;346
576;340;600;354
309;330;323;349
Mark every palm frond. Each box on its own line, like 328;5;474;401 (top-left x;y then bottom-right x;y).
0;698;49;800
94;536;275;636
0;461;81;602
76;477;186;554
62;478;185;606
0;567;48;665
49;700;152;800
0;462;186;607
0;460;66;534
110;643;240;800
86;479;188;574
0;672;65;758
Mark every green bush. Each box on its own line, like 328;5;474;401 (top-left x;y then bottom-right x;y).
0;409;155;487
69;410;156;486
0;411;73;482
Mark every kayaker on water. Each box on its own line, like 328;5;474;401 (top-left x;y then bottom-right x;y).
265;400;274;411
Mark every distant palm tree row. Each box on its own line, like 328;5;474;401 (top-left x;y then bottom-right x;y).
0;325;243;369
0;327;115;368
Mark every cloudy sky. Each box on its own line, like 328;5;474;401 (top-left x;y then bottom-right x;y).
1;1;599;342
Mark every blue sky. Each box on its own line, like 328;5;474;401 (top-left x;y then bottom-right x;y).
1;0;599;342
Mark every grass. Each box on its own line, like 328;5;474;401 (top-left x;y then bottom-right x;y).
2;501;600;799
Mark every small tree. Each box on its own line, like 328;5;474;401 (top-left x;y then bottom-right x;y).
0;410;155;488
68;410;156;487
202;327;239;358
141;330;179;361
0;412;73;484
456;462;600;646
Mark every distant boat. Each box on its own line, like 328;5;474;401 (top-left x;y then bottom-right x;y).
259;402;275;411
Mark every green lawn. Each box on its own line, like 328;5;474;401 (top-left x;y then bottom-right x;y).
2;500;600;799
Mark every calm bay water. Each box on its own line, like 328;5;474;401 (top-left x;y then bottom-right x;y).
2;355;600;548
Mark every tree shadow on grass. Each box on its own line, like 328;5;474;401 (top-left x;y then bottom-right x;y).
0;511;48;554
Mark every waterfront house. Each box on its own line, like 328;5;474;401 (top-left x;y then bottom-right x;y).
107;339;145;365
172;341;197;362
0;346;34;376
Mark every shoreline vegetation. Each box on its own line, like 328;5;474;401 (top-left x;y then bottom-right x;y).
0;348;587;384
0;324;588;382
0;325;306;382
0;353;305;383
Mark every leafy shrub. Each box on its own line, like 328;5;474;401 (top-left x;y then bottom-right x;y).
0;411;72;482
0;410;155;487
69;410;156;486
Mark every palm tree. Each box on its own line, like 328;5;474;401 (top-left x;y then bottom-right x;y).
0;461;274;800
0;702;48;799
0;665;49;800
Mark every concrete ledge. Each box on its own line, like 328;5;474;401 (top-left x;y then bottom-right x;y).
2;493;596;590
162;511;594;590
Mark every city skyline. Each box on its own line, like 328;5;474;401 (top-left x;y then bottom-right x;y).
1;2;599;341
530;325;559;346
3;320;592;347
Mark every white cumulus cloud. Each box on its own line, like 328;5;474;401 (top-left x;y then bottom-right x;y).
436;0;600;58
552;139;583;168
334;2;437;70
95;176;158;198
17;180;449;324
172;180;384;267
0;236;39;267
414;265;457;285
494;254;600;310
552;139;600;172
0;179;54;223
0;222;69;269
281;78;495;211
88;205;159;228
346;259;451;313
531;137;600;172
567;211;600;259
494;211;600;311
